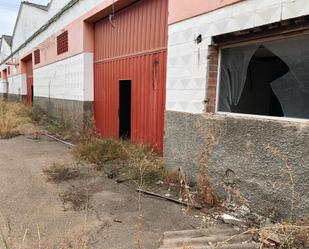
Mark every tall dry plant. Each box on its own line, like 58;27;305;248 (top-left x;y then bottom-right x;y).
0;101;31;138
264;144;298;221
199;135;218;206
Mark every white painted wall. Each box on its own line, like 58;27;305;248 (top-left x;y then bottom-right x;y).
12;4;48;51
8;74;26;95
0;80;6;94
47;0;72;18
33;53;93;101
167;0;309;113
0;39;12;61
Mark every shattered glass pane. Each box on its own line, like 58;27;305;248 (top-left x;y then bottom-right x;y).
218;34;309;119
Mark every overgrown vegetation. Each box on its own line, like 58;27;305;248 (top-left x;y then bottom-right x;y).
0;100;32;138
258;221;309;248
74;138;168;185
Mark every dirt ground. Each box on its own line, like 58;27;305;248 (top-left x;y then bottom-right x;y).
0;135;207;249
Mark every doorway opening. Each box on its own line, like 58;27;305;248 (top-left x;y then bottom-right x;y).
119;80;131;139
22;54;33;106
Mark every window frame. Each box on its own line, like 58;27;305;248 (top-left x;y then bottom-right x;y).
215;31;309;122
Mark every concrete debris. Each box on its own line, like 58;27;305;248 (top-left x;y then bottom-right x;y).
159;226;262;249
221;214;245;226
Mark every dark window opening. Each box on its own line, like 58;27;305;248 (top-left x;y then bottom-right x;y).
34;49;40;64
57;31;68;55
218;34;309;119
230;45;289;116
119;80;131;139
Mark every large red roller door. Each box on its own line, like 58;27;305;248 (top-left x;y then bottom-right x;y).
94;0;168;153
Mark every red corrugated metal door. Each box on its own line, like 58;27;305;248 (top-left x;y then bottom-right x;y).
94;0;168;154
25;58;33;106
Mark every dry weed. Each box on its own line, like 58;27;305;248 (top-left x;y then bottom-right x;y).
0;101;31;138
60;188;89;212
264;145;298;221
74;139;128;164
199;135;218;206
258;223;309;248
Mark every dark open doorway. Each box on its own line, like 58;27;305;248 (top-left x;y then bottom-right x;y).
119;80;131;139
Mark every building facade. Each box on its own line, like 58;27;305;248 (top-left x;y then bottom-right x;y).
0;0;168;153
165;0;309;218
1;0;309;218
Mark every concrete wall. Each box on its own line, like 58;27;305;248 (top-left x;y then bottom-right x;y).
164;111;309;219
33;97;93;129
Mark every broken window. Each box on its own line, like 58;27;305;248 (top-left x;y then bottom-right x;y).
218;34;309;119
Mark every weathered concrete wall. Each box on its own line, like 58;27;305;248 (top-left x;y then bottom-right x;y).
164;111;309;219
8;94;26;102
33;97;93;129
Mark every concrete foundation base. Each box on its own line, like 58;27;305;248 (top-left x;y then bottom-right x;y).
8;94;26;102
164;111;309;219
33;96;93;129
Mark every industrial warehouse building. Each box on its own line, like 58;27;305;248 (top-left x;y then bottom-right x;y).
0;0;168;153
1;0;309;218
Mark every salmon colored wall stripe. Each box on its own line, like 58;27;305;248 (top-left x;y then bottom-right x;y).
168;0;244;24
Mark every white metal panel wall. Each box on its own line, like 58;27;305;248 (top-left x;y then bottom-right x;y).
33;53;93;101
167;0;309;113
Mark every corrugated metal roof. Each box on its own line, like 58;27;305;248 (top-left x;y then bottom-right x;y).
159;226;263;249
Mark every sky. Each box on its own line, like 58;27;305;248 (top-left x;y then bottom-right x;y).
0;0;49;36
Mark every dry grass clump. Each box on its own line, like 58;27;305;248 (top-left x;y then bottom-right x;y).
43;163;81;183
125;143;165;185
0;100;31;138
258;221;309;248
46;119;73;140
74;139;128;164
60;188;89;211
74;138;166;184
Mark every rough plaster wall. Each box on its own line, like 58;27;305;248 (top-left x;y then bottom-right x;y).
7;74;26;95
33;96;93;129
164;111;309;219
167;0;309;113
12;5;48;51
33;53;93;101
